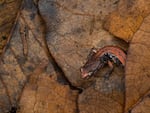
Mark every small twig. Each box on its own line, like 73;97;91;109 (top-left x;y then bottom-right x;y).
19;17;29;57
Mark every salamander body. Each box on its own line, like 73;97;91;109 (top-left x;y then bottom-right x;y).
80;46;126;78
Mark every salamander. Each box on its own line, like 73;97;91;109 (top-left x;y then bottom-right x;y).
80;46;127;78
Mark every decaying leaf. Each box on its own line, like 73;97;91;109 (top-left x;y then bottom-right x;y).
78;88;123;113
0;0;22;54
104;0;150;42
18;63;78;113
38;0;129;113
125;14;150;112
131;91;150;113
1;0;150;113
0;0;80;112
0;0;50;112
38;0;128;86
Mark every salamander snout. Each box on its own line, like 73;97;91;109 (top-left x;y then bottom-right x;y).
80;68;93;78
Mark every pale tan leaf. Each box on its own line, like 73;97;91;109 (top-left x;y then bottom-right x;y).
104;0;150;42
125;14;150;112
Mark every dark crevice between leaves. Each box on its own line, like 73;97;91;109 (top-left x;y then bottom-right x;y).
40;18;83;92
37;2;82;112
7;106;18;113
128;109;131;113
4;48;25;113
41;22;82;113
37;1;82;92
75;94;81;113
23;1;82;113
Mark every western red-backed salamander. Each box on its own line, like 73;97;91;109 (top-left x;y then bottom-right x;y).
80;46;127;79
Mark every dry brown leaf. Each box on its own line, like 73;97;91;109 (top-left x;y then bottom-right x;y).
0;0;22;54
131;91;150;113
104;0;150;42
3;0;150;113
125;14;150;112
18;64;78;113
38;0;129;113
0;0;50;112
0;0;81;113
38;0;128;86
79;88;123;113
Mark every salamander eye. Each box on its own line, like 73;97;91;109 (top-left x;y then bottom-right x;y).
100;55;109;63
108;53;115;58
91;48;97;53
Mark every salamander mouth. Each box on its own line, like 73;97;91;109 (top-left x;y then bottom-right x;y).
80;62;105;79
80;68;93;78
82;72;93;78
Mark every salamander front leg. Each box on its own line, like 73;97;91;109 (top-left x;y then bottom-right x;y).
104;60;114;80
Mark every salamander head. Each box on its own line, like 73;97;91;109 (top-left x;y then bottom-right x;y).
80;49;109;79
80;60;101;78
80;48;101;78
